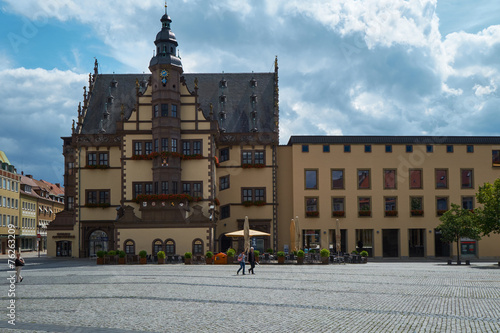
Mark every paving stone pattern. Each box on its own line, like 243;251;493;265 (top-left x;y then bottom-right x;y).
1;258;499;332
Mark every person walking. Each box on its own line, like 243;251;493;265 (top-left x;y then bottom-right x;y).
236;251;246;275
15;252;25;283
248;247;256;274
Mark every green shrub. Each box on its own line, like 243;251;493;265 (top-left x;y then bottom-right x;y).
96;251;106;258
351;250;359;255
309;249;316;254
118;251;126;258
205;251;213;258
107;250;116;256
157;251;165;259
360;250;369;257
266;248;274;254
297;250;305;257
320;249;330;257
277;251;285;257
184;252;192;259
139;250;147;258
227;248;236;257
254;250;260;256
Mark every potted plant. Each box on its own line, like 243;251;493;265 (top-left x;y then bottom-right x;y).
184;252;192;264
297;250;305;264
96;250;105;265
107;250;117;264
360;250;368;263
227;248;235;264
254;250;260;263
320;248;330;264
157;251;165;264
118;250;126;264
205;251;214;264
139;250;147;264
277;251;285;264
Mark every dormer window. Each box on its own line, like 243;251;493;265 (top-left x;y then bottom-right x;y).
250;95;257;103
250;78;257;87
220;79;227;88
219;95;227;103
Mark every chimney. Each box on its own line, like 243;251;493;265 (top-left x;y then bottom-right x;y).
56;183;61;188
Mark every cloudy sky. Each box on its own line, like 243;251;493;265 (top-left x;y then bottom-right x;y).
0;0;499;184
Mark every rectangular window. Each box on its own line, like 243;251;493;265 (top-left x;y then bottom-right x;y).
384;197;397;216
254;189;265;201
154;182;159;195
466;145;474;153
358;197;371;216
331;169;344;190
88;153;97;166
193;141;201;155
384;169;397;189
98;153;108;166
242;189;253;202
410;197;423;216
446;145;454;153
492;150;500;167
344;145;351;153
436;197;449;215
171;139;177;152
462;196;474;210
435;169;448;189
305;197;318;216
220;175;229;190
242;151;252;165
332;197;345;217
161;181;169;194
193;183;202;198
410;169;423;189
182;141;191;156
323;145;330;152
220;148;229;162
220;205;230;219
87;191;97;205
172;181;178;194
364;145;372;153
161;104;168;117
358;169;370;189
145;142;153;155
161;138;168;152
254;151;265;164
154;104;159;118
154;139;159;153
461;169;473;189
134;142;142;155
99;191;110;204
171;104;177;117
426;144;433;153
302;145;309;152
182;183;191;195
144;183;153;195
305;169;318;190
385;145;392;153
406;145;413;153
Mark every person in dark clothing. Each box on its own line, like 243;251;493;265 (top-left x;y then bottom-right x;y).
248;247;256;274
236;251;246;275
357;240;363;252
15;252;24;283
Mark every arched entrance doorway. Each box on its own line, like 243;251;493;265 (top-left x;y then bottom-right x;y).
89;230;109;256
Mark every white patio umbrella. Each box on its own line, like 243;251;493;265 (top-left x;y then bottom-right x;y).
244;216;250;253
290;219;296;252
225;229;271;237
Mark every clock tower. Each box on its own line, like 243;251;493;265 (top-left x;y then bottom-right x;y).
148;6;183;195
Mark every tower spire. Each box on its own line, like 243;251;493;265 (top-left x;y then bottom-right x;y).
165;1;168;15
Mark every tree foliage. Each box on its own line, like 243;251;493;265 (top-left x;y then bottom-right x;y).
475;178;500;236
437;203;481;261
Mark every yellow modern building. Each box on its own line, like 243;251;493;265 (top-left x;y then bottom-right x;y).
277;137;500;260
0;151;21;254
48;10;500;261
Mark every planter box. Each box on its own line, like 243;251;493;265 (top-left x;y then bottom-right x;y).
158;257;165;264
97;257;104;265
118;257;126;265
184;258;192;265
205;257;213;265
140;257;147;264
321;257;329;264
297;257;304;264
359;210;371;217
278;256;285;264
411;210;423;216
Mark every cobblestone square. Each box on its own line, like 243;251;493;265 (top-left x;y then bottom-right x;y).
1;256;499;332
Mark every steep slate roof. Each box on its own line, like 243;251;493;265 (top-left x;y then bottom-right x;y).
183;73;276;134
80;72;276;135
287;136;500;145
